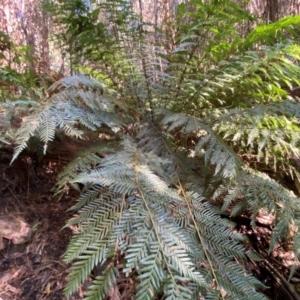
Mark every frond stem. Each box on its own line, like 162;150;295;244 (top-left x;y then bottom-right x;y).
178;179;225;300
149;123;225;298
133;150;186;300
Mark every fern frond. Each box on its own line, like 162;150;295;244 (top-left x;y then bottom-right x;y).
215;170;300;258
245;15;300;46
12;76;125;162
63;195;124;297
60;133;268;299
84;266;118;300
56;140;120;194
162;112;242;178
49;76;104;94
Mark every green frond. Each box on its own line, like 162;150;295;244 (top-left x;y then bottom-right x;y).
162;112;242;178
12;109;49;161
84;266;118;300
245;15;300;46
215;97;300;179
59;133;268;299
221;170;300;256
212;261;266;300
12;76;125;162
56;140;120;194
136;243;165;300
64;241;108;296
65;197;124;258
49;76;104;94
63;194;125;297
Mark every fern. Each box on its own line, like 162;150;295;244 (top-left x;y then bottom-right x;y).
9;0;300;299
60;137;267;300
245;15;300;46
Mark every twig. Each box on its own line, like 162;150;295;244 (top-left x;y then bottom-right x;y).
262;259;300;300
1;176;26;210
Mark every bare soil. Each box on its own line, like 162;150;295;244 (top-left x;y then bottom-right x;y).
0;149;83;300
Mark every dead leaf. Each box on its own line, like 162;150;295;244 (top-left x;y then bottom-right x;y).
44;283;51;295
0;268;21;285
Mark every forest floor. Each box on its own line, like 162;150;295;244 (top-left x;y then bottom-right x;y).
0;148;85;300
0;146;299;300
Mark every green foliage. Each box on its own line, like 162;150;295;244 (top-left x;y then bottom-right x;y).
0;30;52;103
6;0;300;299
245;15;300;46
215;169;300;250
11;75;124;161
59;136;266;300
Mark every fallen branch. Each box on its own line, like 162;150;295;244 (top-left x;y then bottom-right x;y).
262;258;300;300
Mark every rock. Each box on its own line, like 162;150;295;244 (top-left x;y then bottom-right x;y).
255;209;275;225
0;216;32;249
